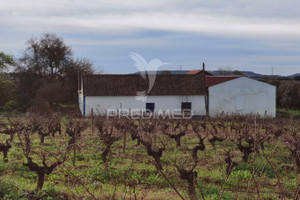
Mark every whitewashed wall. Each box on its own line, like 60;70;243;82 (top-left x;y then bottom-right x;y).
78;79;84;115
208;77;276;117
84;95;206;117
78;92;84;114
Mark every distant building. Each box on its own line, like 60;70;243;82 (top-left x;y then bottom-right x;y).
186;70;212;76
78;72;276;117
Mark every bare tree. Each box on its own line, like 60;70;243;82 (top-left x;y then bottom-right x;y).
23;155;65;190
138;120;166;170
95;118;122;164
283;120;300;172
0;119;21;162
65;118;88;166
19;33;72;82
0;139;11;163
161;120;189;147
17;118;70;191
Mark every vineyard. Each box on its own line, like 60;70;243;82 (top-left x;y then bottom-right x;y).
0;115;300;200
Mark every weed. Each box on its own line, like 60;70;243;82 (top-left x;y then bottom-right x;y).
0;181;25;200
226;170;252;188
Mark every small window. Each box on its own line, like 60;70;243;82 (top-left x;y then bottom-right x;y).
181;102;191;110
181;102;191;116
146;103;155;112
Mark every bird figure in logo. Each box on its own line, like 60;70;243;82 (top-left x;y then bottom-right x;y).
129;52;169;101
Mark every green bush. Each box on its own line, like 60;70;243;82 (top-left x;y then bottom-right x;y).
16;94;32;110
3;100;19;111
0;77;15;107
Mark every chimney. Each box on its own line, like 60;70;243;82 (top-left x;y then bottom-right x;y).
203;63;209;116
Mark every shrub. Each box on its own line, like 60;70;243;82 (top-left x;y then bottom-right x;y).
3;100;19;111
16;94;32;110
0;78;15;107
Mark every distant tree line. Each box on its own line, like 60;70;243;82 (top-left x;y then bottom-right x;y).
260;78;300;110
0;33;94;113
1;35;299;113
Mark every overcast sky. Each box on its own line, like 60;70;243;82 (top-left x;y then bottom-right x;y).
1;0;300;75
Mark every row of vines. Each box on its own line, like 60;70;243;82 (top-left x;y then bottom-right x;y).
0;115;300;199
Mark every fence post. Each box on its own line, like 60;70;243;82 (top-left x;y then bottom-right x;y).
123;131;126;154
91;108;94;135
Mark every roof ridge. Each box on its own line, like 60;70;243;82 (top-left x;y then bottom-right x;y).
206;75;241;77
82;73;205;96
82;73;202;76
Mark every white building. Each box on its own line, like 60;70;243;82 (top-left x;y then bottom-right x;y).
78;74;206;117
78;73;276;118
206;76;276;117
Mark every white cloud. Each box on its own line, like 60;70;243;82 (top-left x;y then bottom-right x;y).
1;0;300;75
1;0;300;40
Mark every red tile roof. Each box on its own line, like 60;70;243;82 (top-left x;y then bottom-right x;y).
186;70;203;74
205;76;240;87
82;74;205;96
186;70;212;75
82;74;241;96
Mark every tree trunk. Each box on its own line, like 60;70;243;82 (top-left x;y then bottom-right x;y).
154;157;163;170
3;151;8;163
187;182;197;200
123;132;126;153
73;149;76;166
175;137;181;147
37;173;45;191
102;146;110;163
40;135;45;144
50;66;54;82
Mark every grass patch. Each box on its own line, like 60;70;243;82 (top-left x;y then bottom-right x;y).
277;108;300;118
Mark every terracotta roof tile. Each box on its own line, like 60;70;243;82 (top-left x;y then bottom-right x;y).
186;70;212;75
82;74;205;96
186;70;203;74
